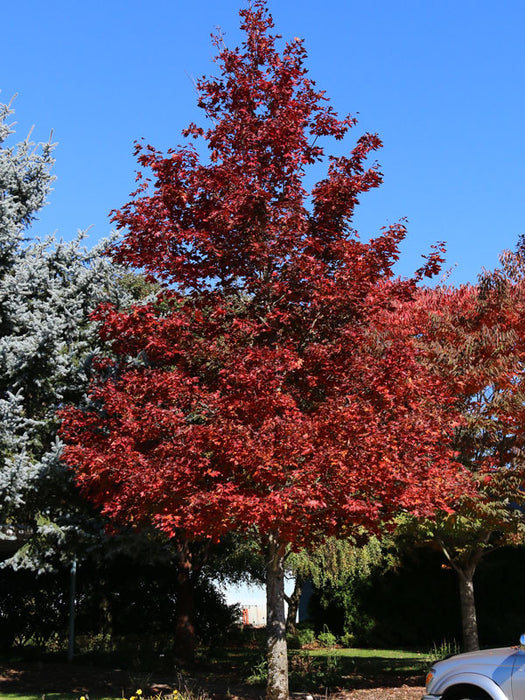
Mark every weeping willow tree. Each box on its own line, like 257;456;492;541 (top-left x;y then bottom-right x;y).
285;535;394;635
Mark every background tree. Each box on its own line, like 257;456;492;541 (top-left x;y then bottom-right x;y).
0;98;245;663
285;535;390;636
0;98;130;571
398;253;525;651
60;3;467;698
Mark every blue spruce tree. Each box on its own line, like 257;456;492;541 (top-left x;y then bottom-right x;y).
0;99;128;570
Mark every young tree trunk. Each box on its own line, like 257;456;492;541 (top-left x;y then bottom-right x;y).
98;580;113;639
458;566;479;652
174;539;196;663
285;575;303;635
266;536;289;700
437;538;483;653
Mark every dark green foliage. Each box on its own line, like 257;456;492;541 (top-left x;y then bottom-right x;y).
0;549;239;659
355;548;461;647
317;625;337;648
0;567;69;651
305;537;395;643
475;547;525;646
204;532;266;587
296;625;316;647
75;555;239;644
308;546;525;648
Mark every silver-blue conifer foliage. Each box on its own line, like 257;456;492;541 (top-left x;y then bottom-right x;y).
0;99;128;571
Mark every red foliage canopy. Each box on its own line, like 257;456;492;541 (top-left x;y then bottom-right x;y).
405;262;525;489
60;1;466;549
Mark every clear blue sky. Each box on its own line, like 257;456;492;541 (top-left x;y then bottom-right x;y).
3;0;525;284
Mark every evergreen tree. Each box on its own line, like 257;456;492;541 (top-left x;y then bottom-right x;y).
0;98;128;570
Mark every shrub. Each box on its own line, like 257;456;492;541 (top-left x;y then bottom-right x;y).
0;567;68;650
428;639;461;664
317;625;337;648
297;627;316;647
340;631;355;648
288;651;342;692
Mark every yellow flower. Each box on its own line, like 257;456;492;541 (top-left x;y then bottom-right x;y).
80;696;86;700
137;692;143;697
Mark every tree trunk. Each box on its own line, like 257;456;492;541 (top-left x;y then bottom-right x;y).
458;566;479;652
98;581;113;639
266;537;289;700
285;575;303;635
437;538;483;653
174;539;196;663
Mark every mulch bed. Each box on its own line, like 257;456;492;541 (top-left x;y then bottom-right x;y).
0;661;136;696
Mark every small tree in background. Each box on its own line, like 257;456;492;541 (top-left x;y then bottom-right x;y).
285;535;390;638
398;252;525;651
60;3;467;698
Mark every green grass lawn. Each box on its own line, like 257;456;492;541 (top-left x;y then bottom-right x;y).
304;647;431;677
306;646;431;669
287;647;431;691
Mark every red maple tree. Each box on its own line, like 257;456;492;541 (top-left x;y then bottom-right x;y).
60;3;466;698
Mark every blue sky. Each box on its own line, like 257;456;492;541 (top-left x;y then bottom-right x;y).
3;0;525;284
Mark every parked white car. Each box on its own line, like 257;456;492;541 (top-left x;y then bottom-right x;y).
423;637;525;700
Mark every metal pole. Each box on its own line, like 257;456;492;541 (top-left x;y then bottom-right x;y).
67;559;77;662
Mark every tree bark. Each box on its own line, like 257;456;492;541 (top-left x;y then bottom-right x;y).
285;575;303;635
437;538;482;653
458;567;479;652
174;538;196;663
266;536;289;700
